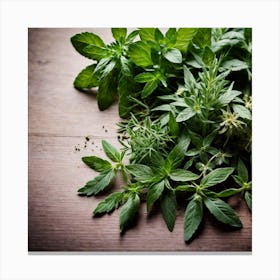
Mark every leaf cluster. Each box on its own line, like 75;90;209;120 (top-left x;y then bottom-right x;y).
72;28;252;242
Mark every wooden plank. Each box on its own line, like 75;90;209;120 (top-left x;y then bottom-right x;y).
28;28;252;252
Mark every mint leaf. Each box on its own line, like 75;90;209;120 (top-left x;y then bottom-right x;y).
184;197;203;241
102;140;121;162
169;169;200;182
201;167;234;188
73;64;99;89
111;28;127;43
128;41;153;68
163;48;182;64
126;164;154;183
160;191;177;232
119;194;140;233
204;197;242;227
147;180;165;212
217;188;242;198
82;156;112;172
71;32;105;58
93;192;123;216
78;169;114;196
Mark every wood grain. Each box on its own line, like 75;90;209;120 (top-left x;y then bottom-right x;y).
28;28;252;252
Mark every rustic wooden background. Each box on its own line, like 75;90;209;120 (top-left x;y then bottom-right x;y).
28;28;252;252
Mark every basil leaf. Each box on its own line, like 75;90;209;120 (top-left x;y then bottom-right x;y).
83;45;109;61
160;191;177;232
184;197;203;241
128;41;153;68
204;197;242;227
141;80;158;98
237;159;249;182
102;140;121;162
193;28;211;48
78;169;115;196
139;28;155;41
134;72;155;83
97;70;117;110
201;167;234;188
73;64;99;89
147;180;165;212
93;192;123;216
126;164;154;183
176;184;196;192
217;188;242;198
82;156;112;172
244;191;252;211
165;28;177;45
163;48;182;64
202;46;215;66
70;32;105;58
119;194;140;233
111;28;127;43
169;169;200;182
174;28;197;53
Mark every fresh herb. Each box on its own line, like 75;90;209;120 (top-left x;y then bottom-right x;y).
72;28;252;242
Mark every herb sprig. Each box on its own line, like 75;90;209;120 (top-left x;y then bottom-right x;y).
71;27;252;242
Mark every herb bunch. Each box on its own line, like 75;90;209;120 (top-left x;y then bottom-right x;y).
72;28;252;242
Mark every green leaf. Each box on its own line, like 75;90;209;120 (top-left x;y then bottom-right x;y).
155;28;164;42
97;70;117;110
232;104;252;120
83;45;109;61
111;28;127;43
128;41;153;68
78;169;114;196
141;80;158;98
93;192;123;215
217;188;242;198
184;197;203;241
82;156;112;172
232;175;244;187
176;107;196;122
168;112;179;136
160;191;177;232
202;46;215;66
120;56;131;76
169;169;200;182
100;60;116;79
176;185;196;192
70;32;105;58
165;28;177;45
147;180;165;212
134;72;155;83
183;65;196;87
237;159;249;182
166;137;191;169
139;28;156;41
204;197;242;228
73;64;99;89
217;83;241;106
221;59;248;72
174;28;197;53
119;194;140;233
152;104;172;112
126;30;139;43
244;191;252;211
126;164;154;183
163;48;182;64
102;140;121;162
201;167;234;188
193;28;211;48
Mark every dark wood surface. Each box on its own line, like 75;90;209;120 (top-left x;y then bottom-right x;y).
28;28;252;252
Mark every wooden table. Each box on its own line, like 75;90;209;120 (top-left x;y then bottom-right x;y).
28;28;252;252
